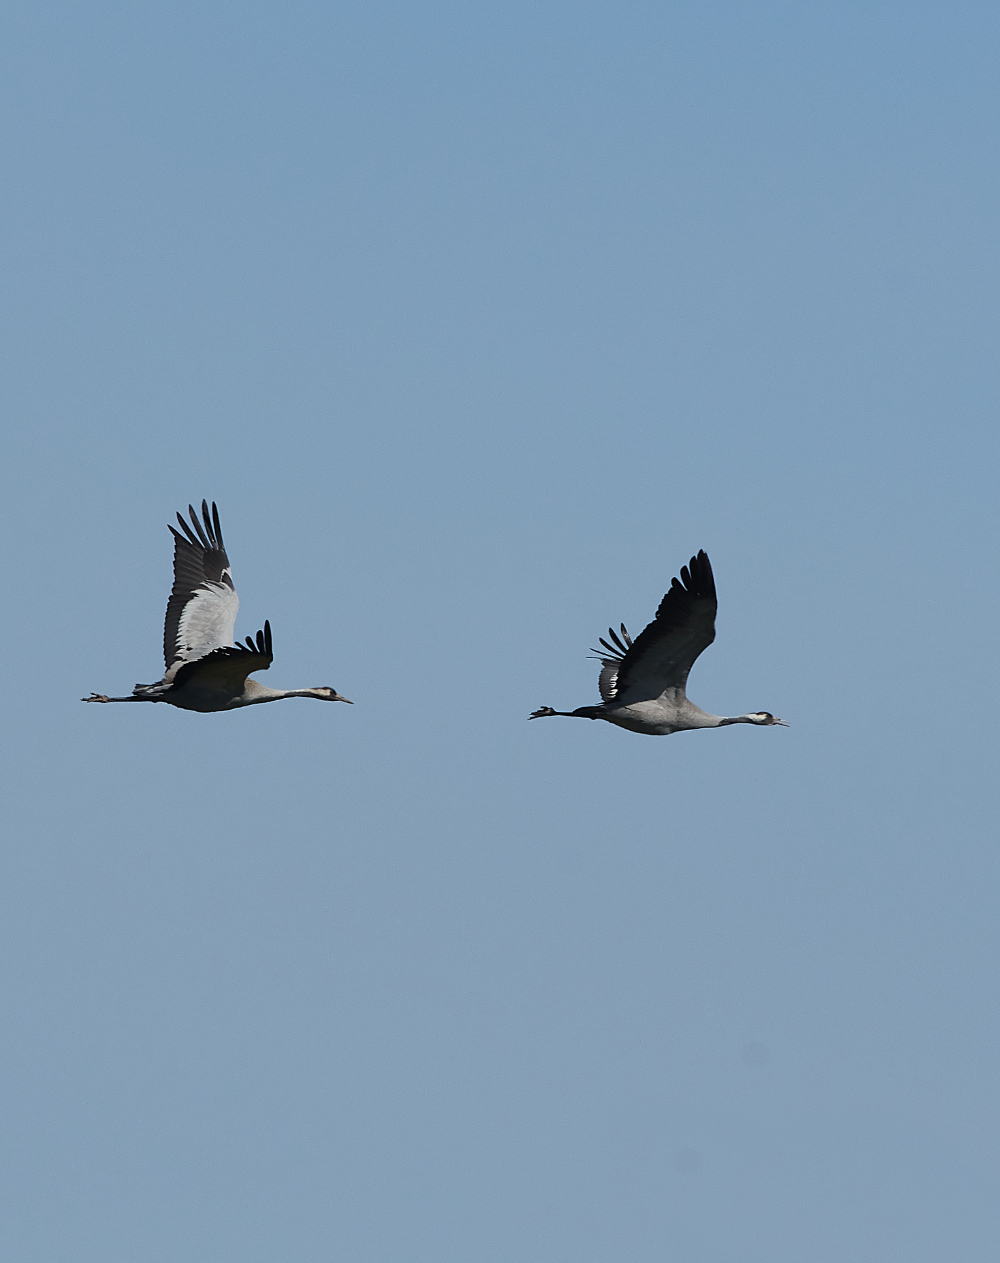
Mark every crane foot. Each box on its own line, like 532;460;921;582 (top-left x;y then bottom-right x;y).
82;693;109;703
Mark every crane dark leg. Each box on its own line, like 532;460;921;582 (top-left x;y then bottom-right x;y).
82;693;150;703
529;706;599;720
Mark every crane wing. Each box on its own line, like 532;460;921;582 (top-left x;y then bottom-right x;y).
162;500;240;679
591;624;633;702
592;551;717;705
168;623;273;700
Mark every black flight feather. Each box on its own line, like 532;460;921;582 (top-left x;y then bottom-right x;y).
608;627;629;654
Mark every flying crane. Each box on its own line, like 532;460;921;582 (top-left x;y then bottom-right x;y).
530;550;785;736
83;501;352;713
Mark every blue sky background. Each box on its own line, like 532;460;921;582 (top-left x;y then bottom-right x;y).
2;2;999;1258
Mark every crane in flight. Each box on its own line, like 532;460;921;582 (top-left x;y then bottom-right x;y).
530;550;785;736
83;500;352;713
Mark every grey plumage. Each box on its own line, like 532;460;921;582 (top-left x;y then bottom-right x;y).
529;550;786;736
83;501;352;713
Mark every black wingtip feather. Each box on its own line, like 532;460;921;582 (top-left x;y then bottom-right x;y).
653;551;716;622
608;627;628;654
187;504;210;549
170;501;227;553
201;500;215;548
175;512;198;547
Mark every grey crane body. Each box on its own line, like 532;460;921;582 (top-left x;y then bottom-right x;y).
119;672;345;714
83;501;351;713
530;551;785;737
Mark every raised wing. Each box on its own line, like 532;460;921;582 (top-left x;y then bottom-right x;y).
590;624;634;702
163;500;239;678
168;622;273;701
592;551;717;705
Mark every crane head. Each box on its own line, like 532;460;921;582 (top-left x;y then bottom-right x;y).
313;687;353;703
750;711;787;726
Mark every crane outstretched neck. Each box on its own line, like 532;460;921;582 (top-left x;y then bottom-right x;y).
237;681;352;706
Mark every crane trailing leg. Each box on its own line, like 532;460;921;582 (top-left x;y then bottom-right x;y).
529;706;602;720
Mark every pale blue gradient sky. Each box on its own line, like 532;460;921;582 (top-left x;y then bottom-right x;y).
2;3;999;1259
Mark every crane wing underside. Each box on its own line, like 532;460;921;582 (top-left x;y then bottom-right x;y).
163;583;240;681
598;659;621;703
592;551;718;705
163;501;239;671
591;624;633;703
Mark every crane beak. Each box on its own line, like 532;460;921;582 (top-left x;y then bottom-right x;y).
772;717;788;726
334;693;353;704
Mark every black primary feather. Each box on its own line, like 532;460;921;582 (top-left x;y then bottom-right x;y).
187;503;210;549
608;627;628;654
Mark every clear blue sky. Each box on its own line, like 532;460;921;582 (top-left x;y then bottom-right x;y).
2;2;998;1258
